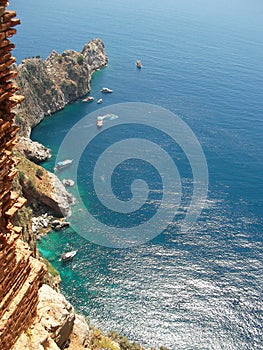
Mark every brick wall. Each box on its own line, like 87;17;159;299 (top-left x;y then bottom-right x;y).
0;2;46;349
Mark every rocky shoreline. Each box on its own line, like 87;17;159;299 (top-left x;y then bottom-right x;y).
17;136;51;163
14;38;108;137
13;38;108;241
12;38;108;240
12;38;168;350
10;38;110;350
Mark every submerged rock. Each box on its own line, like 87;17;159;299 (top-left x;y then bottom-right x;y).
62;178;75;187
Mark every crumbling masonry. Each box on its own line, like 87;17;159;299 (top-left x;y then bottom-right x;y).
0;1;45;349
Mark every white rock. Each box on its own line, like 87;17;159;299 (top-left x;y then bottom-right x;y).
38;284;75;348
71;314;89;345
19;137;51;164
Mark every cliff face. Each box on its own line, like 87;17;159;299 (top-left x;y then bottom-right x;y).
14;38;108;137
13;284;123;350
14;150;74;218
17;136;51;163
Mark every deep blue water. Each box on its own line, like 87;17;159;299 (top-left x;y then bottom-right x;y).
13;0;263;349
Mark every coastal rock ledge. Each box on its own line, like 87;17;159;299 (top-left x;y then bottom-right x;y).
15;151;75;218
14;38;108;137
17;136;51;163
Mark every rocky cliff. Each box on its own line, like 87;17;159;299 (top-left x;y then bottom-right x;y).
11;38;108;244
13;284;146;350
17;136;51;163
14;150;74;218
14;38;108;137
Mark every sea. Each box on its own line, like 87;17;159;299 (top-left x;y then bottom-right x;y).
13;0;263;349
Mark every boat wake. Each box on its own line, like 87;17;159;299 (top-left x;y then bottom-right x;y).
97;114;119;128
101;113;119;121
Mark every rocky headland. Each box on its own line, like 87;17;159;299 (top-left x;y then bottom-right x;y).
14;38;108;137
12;38;108;237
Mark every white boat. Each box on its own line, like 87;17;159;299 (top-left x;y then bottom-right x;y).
82;96;94;102
60;250;77;262
96;116;104;128
136;60;142;69
54;159;73;172
97;98;103;104
101;87;113;93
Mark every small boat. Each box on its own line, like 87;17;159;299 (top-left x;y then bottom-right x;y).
101;87;113;93
96;116;104;128
97;98;103;104
60;250;77;262
54;159;73;172
136;60;142;69
62;179;75;187
82;96;94;102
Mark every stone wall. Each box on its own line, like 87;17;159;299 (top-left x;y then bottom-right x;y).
0;2;46;349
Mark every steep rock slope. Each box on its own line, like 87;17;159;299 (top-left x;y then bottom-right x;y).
14;150;74;218
14;38;107;136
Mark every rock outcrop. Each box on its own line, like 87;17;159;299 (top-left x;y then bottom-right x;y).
50;171;75;217
14;38;108;137
17;136;51;163
13;284;75;350
13;284;124;350
15;151;75;217
37;284;76;348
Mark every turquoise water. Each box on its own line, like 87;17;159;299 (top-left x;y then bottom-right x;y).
14;0;263;348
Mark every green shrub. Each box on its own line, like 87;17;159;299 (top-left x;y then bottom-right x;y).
27;179;35;191
15;114;23;125
18;170;25;182
77;54;84;65
97;337;119;350
107;331;143;350
43;258;60;277
36;168;44;179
